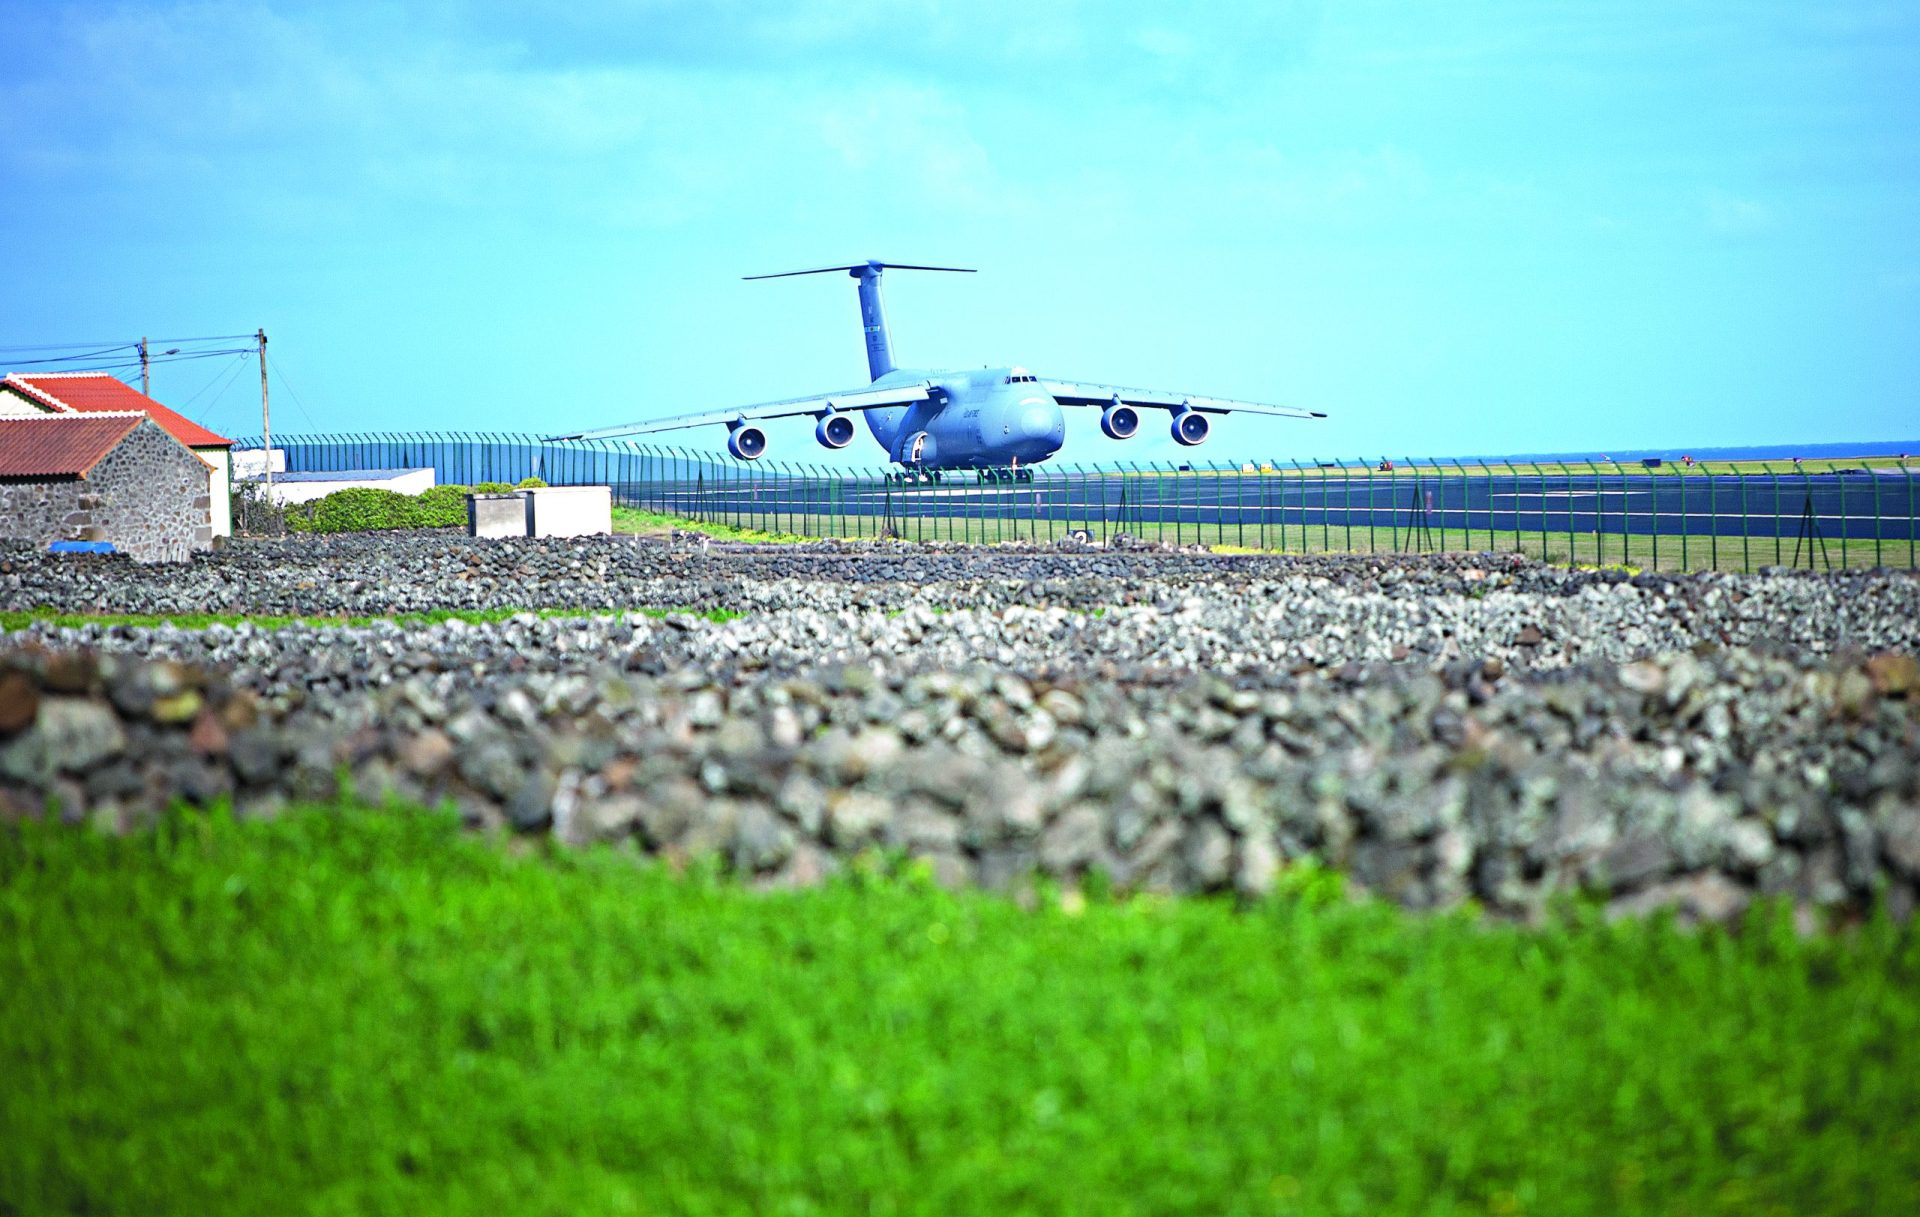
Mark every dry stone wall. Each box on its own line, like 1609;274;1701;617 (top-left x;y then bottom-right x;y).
2;637;1915;928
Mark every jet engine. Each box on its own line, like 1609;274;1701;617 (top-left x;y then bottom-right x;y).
727;424;768;461
1170;406;1211;447
815;412;856;449
1100;403;1140;440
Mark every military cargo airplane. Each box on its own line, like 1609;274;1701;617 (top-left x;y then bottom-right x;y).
546;261;1324;481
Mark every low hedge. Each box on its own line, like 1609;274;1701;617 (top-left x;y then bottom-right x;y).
287;483;520;534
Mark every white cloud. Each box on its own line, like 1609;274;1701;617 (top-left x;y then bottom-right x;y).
1703;189;1778;235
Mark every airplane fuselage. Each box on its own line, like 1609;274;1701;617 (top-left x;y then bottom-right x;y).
862;365;1066;469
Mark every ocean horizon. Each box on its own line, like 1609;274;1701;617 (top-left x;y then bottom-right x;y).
1436;441;1920;465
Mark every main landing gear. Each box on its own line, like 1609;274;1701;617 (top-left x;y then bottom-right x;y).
886;469;946;486
976;466;1033;484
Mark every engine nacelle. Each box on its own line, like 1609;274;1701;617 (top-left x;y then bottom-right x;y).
726;424;768;461
815;412;856;449
1100;403;1140;440
1170;407;1211;447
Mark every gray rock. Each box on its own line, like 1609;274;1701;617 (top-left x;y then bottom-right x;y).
1597;835;1675;890
0;697;126;783
731;804;795;872
1606;872;1750;926
1038;805;1105;872
1184;820;1234;890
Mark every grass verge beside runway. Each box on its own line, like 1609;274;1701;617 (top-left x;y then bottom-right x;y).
631;505;1918;571
3;805;1917;1216
0;606;743;633
612;506;814;543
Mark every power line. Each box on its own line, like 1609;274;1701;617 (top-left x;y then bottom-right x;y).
186;354;254;426
178;352;254;413
0;340;139;353
0;345;138;365
2;345;257;374
267;354;322;430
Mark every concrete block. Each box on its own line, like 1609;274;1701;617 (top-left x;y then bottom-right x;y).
468;493;528;538
524;486;612;538
231;448;287;478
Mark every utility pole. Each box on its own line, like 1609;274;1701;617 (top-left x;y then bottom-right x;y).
139;337;150;396
258;328;272;499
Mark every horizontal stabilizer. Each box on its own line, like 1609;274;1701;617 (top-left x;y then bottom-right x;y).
744;260;976;280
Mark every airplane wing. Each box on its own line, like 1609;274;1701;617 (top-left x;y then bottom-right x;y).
544;382;934;442
1044;379;1324;420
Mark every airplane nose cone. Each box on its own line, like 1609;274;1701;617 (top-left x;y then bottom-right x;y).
1019;403;1058;441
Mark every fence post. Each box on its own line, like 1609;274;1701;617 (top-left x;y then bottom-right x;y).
1905;457;1915;571
1563;460;1577;566
1736;465;1750;572
1282;459;1297;552
1803;460;1823;570
1353;458;1370;554
1518;461;1545;563
1679;461;1690;571
1762;462;1778;567
1837;464;1849;570
1708;462;1720;572
1234;459;1245;548
1449;459;1473;553
1870;460;1882;568
1333;459;1347;553
1403;459;1422;552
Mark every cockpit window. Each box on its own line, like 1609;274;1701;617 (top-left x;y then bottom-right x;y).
1005;370;1037;384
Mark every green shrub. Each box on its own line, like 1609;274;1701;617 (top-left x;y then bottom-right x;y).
413;484;475;528
287;482;541;533
303;487;424;533
3;805;1916;1215
516;476;548;488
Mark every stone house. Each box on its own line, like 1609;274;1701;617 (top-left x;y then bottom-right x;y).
0;372;235;537
0;414;214;562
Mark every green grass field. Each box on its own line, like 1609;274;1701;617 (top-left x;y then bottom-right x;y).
625;504;1917;571
3;806;1915;1216
612;506;814;543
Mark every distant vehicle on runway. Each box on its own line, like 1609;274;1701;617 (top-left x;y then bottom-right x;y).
546;261;1324;482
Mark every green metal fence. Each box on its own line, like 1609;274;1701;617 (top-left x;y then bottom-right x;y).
238;433;1920;572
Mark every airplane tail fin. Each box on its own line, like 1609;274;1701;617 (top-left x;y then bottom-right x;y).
744;259;975;381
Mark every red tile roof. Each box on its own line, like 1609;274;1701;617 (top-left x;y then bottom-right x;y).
0;414;143;479
1;372;233;448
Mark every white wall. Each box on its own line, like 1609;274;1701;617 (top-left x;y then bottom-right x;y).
524;485;612;537
255;468;437;505
0;390;44;418
199;447;232;537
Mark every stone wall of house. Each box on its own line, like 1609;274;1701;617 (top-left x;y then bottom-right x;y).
0;420;212;562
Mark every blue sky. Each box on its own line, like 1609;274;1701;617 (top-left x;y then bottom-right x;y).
3;0;1916;467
